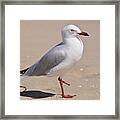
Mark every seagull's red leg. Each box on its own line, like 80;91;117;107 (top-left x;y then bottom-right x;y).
58;77;76;98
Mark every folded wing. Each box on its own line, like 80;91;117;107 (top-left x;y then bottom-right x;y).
23;43;66;76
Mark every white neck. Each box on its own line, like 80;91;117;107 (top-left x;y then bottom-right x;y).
62;34;84;63
61;30;73;39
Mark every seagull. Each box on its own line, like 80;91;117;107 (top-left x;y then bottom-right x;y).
20;24;89;98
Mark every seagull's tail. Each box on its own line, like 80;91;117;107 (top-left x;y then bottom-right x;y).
20;67;29;79
20;67;29;75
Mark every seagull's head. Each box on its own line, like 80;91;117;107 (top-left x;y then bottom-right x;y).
62;24;89;38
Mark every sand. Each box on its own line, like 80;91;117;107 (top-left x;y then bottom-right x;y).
20;20;100;100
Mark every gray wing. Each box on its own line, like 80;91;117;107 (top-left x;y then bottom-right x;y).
24;42;66;76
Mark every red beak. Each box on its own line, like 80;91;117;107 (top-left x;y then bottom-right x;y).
78;31;89;36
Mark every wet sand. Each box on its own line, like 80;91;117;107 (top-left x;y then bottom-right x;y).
20;20;100;100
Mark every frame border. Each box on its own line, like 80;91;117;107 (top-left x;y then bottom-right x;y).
0;0;119;119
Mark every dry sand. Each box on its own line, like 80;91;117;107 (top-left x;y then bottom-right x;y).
20;20;100;100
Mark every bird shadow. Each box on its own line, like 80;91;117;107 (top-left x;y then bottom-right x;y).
20;90;55;99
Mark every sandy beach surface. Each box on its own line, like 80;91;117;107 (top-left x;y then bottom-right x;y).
20;20;100;100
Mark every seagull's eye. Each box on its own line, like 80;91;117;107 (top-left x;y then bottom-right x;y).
71;29;74;31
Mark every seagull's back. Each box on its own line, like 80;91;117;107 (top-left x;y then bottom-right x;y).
24;42;66;76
